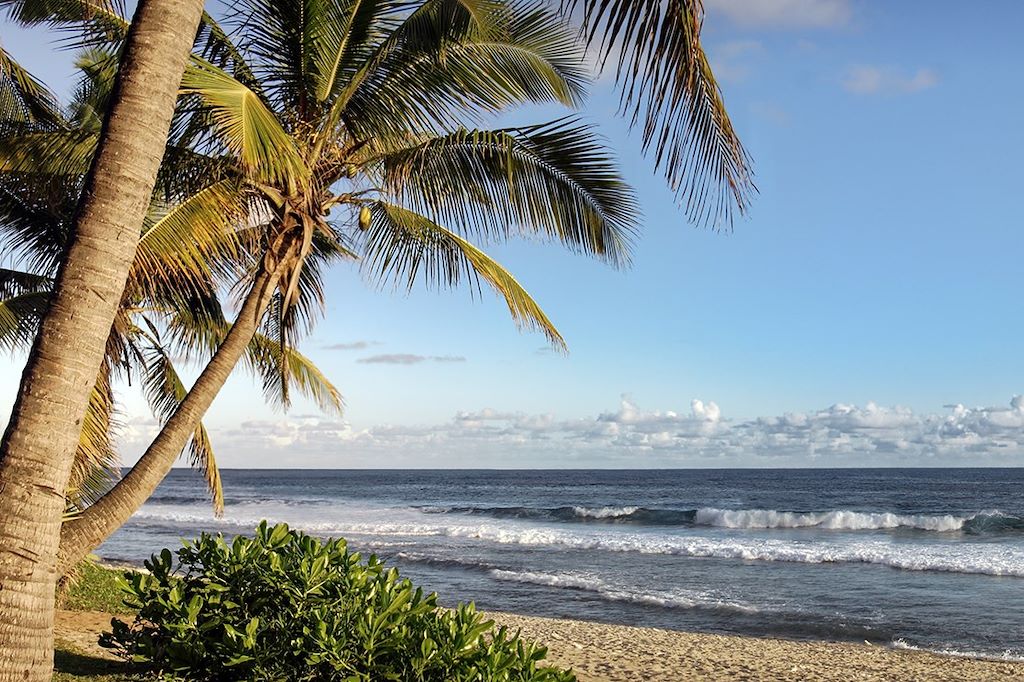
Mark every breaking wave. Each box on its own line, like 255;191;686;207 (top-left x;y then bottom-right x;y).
130;509;1024;578
420;505;1024;534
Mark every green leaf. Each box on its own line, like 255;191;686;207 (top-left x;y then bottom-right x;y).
362;202;566;350
181;60;308;185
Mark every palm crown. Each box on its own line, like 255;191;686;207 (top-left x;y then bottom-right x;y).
173;0;638;351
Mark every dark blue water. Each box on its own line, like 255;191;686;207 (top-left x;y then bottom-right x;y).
100;468;1024;659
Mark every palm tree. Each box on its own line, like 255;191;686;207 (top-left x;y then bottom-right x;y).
0;0;208;677
0;49;343;514
0;0;752;678
55;0;641;569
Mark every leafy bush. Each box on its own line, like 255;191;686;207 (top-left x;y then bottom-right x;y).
102;522;575;682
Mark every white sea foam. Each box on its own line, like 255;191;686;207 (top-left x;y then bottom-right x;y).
572;506;640;519
488;569;759;613
891;639;1024;662
694;508;967;532
449;526;1024;577
490;569;599;591
130;507;1024;578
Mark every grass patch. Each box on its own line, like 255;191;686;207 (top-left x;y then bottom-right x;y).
59;561;135;615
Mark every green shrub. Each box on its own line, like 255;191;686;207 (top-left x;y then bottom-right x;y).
102;522;575;682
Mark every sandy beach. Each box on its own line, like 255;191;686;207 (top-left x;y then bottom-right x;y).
56;608;1024;681
486;612;1024;682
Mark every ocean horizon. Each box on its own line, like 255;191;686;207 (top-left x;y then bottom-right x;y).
100;467;1024;661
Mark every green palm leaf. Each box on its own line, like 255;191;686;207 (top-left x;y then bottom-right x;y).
133;178;249;303
0;44;63;126
67;364;120;508
0;129;98;177
362;201;565;349
0;266;50;298
0;290;48;351
570;0;754;227
372;118;636;266
336;0;587;144
181;60;308;185
140;343;224;514
2;0;130;49
246;330;344;415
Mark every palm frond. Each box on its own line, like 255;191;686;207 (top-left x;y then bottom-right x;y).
132;178;249;303
361;201;565;349
246;329;344;414
139;342;224;514
195;11;262;93
181;60;308;185
0;128;98;178
67;47;120;131
67;363;120;508
337;0;587;144
307;0;386;104
0;45;63;127
0;266;50;298
0;289;48;351
570;0;754;228
0;176;74;273
372;118;637;265
2;0;130;49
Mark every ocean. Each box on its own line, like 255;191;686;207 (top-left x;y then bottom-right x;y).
98;468;1024;660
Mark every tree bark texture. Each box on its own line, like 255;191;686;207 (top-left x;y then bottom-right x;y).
0;1;206;678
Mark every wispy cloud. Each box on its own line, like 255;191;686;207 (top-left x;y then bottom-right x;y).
750;101;791;126
842;66;939;95
357;354;466;365
710;40;764;83
172;395;1024;468
324;340;381;351
705;0;851;29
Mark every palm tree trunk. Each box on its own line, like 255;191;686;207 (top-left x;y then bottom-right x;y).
57;269;280;572
0;1;205;679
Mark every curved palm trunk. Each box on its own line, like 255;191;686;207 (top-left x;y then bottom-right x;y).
57;270;280;572
0;1;205;679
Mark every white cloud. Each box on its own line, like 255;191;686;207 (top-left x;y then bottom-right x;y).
843;66;939;95
706;0;851;29
358;354;466;365
324;340;381;350
710;40;764;83
171;395;1024;468
750;101;791;126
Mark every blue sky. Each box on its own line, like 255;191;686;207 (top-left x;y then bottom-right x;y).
3;0;1024;467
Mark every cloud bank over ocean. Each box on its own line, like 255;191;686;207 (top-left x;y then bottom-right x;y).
120;395;1024;468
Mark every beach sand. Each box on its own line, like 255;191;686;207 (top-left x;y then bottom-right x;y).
54;609;1024;681
486;612;1024;681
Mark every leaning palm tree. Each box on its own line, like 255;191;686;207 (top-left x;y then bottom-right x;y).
56;0;641;568
0;49;343;513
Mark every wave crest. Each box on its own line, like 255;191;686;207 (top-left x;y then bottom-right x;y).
421;505;1023;534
